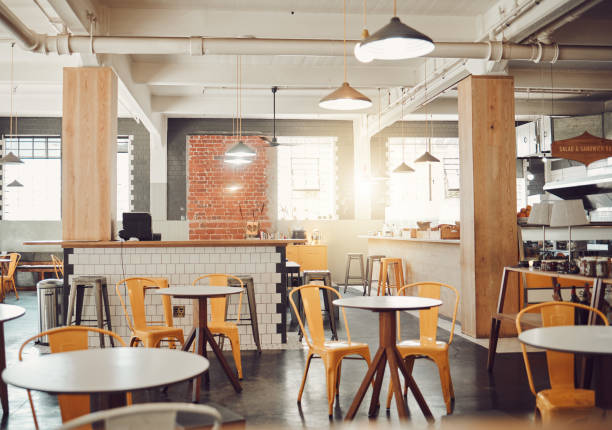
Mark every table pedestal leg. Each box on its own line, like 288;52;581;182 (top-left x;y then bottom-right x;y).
0;323;8;415
191;298;242;403
345;311;433;421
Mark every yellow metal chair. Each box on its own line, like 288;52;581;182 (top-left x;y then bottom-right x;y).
19;326;127;429
192;274;244;379
116;277;184;348
289;284;371;416
2;252;21;299
385;281;459;414
51;254;64;279
516;302;609;424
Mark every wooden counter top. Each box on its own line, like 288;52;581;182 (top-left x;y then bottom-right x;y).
24;239;306;248
358;235;460;244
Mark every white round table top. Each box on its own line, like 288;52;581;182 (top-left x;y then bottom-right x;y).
154;286;243;299
0;304;25;323
519;326;612;355
2;348;209;394
333;296;442;312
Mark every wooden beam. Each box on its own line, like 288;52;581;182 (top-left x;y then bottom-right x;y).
458;75;519;338
62;67;117;241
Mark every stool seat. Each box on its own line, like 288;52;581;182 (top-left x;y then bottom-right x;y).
66;276;114;347
228;275;261;353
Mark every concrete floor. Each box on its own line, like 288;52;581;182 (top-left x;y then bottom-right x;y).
0;290;545;429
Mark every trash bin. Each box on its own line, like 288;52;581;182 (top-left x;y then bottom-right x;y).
36;279;63;345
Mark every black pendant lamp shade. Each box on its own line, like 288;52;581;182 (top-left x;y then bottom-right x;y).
359;16;434;60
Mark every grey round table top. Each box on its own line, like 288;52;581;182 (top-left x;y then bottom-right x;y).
519;326;612;355
2;348;209;394
155;286;243;299
333;296;442;312
0;304;25;323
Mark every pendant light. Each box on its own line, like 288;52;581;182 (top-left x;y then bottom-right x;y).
225;56;255;163
1;43;23;165
319;0;372;111
392;89;414;174
415;64;439;163
357;0;434;61
7;179;23;187
354;0;374;63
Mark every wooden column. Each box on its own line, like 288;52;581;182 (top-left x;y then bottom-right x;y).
458;76;518;338
62;67;117;241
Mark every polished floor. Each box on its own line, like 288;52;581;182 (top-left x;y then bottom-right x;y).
0;290;546;429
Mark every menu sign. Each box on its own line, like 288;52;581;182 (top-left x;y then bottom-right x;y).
551;131;612;166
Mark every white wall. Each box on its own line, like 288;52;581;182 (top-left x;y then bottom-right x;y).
0;221;62;253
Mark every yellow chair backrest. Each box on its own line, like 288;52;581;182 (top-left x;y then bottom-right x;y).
6;252;21;278
51;254;64;278
397;282;459;345
116;277;167;331
516;302;609;396
289;284;351;348
192;274;244;323
19;326;126;429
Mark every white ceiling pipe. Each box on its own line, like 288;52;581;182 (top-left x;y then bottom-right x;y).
0;0;43;50
529;0;604;43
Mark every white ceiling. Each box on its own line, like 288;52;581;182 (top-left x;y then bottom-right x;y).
0;0;610;127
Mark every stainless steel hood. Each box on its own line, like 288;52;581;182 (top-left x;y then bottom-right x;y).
543;174;612;210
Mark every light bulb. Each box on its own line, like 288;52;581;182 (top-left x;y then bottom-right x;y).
354;42;374;63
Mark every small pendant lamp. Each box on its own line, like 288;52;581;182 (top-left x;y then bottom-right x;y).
0;151;23;164
7;179;23;187
225;56;255;163
392;90;414;174
320;0;372;110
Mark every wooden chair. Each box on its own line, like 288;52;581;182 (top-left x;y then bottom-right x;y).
289;284;371;416
19;326;127;429
385;281;460;414
2;253;21;299
51;254;64;279
192;274;245;379
116;277;184;348
377;257;404;296
516;302;609;424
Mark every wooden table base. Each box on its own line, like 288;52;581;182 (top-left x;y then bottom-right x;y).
0;323;8;414
183;297;242;402
345;312;433;421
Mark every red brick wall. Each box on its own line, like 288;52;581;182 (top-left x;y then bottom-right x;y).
187;135;270;240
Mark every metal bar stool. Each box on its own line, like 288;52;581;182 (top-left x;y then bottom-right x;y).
228;275;262;353
365;255;385;296
65;275;114;347
377;258;405;296
302;270;338;341
286;261;302;331
343;253;365;294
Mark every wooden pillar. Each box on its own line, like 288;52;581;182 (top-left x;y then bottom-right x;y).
458;76;518;338
62;67;117;240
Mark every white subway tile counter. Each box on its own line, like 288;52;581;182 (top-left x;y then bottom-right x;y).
64;245;291;350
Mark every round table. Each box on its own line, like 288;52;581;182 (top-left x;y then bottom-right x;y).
155;286;244;401
0;304;25;414
333;296;442;421
2;347;208;409
519;325;612;408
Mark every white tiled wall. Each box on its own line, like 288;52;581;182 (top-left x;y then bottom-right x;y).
67;246;286;350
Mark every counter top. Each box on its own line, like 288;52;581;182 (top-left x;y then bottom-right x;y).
358;235;460;245
24;239;307;248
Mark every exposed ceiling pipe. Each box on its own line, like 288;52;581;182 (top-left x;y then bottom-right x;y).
1;1;611;63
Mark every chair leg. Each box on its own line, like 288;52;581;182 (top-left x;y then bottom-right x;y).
433;354;453;414
326;365;336;416
297;353;314;403
359;256;365;295
101;285;114;347
65;283;78;326
227;332;242;379
10;279;18;300
343;255;351;294
335;361;342;399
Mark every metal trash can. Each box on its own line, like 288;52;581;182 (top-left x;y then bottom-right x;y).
36;279;63;345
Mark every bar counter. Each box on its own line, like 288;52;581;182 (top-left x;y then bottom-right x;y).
360;235;461;321
26;239;306;350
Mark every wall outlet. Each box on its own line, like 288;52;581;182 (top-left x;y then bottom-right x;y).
173;305;185;318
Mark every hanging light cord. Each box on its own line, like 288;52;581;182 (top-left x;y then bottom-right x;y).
393;0;397;17
401;87;405;162
363;0;367;30
9;42;14;139
343;0;347;83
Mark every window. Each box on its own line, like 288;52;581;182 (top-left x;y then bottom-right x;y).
2;135;132;221
386;137;460;224
277;137;337;220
